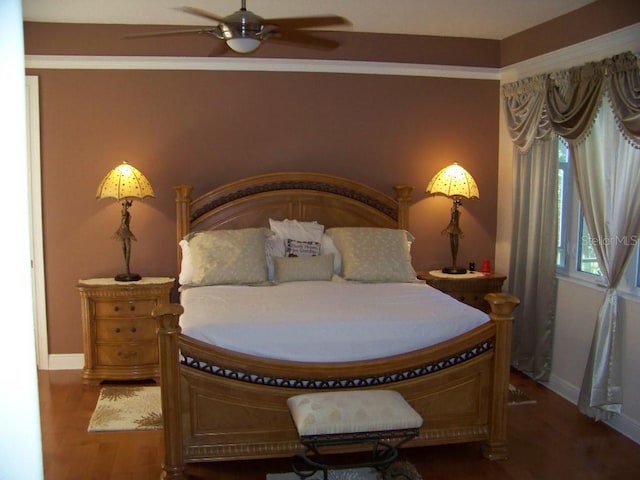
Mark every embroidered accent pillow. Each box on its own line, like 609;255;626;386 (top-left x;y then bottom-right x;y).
269;219;325;256
285;239;321;257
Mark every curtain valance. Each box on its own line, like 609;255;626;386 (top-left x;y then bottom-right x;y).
608;52;640;146
502;75;551;152
502;51;640;152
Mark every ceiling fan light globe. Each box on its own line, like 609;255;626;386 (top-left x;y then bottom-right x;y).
226;37;261;53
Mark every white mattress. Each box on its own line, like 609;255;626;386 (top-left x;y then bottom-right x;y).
179;281;489;363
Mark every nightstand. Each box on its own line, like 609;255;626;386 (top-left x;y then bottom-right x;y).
77;277;174;385
416;270;506;313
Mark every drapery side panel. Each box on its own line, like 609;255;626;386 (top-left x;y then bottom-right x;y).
570;100;640;420
502;75;557;382
507;138;558;381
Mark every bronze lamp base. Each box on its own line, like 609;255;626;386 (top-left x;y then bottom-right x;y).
115;273;141;282
442;266;467;274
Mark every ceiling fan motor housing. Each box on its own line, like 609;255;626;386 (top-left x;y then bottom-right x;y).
221;8;265;40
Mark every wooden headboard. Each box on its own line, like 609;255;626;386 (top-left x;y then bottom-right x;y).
174;172;413;273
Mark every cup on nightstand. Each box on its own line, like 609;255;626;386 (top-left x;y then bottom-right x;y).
481;258;491;274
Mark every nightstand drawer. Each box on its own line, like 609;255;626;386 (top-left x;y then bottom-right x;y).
417;271;506;313
94;298;157;317
97;344;158;366
96;318;157;342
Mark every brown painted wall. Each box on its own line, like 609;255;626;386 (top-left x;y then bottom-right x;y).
24;1;635;355
30;66;499;354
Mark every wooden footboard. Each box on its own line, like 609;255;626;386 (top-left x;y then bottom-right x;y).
153;293;518;480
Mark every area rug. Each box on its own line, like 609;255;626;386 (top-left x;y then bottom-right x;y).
508;384;536;406
267;460;422;479
88;385;162;432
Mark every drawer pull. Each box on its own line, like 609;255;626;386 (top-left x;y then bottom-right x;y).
115;327;121;333
117;351;138;359
131;327;137;333
112;304;136;312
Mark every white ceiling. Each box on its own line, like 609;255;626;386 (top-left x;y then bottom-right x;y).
22;0;596;40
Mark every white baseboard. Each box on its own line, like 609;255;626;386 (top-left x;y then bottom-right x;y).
46;353;83;371
548;373;640;445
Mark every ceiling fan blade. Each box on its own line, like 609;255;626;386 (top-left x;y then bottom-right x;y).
207;40;231;57
263;15;350;30
124;27;218;39
268;29;340;50
175;6;226;24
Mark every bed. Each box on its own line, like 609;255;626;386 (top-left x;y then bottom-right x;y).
153;172;519;480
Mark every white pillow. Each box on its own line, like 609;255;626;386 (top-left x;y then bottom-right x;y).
320;233;341;274
326;227;417;283
188;228;271;286
178;239;194;285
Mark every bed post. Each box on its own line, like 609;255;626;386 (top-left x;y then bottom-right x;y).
174;185;193;274
393;184;413;230
153;304;186;480
483;292;519;460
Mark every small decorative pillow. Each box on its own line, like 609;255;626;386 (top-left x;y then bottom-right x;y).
273;254;334;283
326;227;417;283
187;228;271;286
285;239;321;257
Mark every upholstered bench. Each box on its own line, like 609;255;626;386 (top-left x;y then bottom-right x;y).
287;390;423;480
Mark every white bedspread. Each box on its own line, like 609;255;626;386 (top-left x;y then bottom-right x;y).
179;281;489;363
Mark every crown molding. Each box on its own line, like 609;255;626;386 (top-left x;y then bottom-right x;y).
500;23;640;83
25;54;500;80
25;24;639;82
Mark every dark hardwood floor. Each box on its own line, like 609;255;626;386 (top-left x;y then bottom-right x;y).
38;369;640;479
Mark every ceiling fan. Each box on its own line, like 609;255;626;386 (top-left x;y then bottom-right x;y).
126;0;350;54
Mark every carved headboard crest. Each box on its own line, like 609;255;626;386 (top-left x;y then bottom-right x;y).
190;180;398;223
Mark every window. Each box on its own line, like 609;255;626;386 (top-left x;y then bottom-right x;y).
556;142;640;293
577;214;602;277
556;142;570;272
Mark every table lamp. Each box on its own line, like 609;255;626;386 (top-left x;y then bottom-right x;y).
426;162;479;274
96;161;155;282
